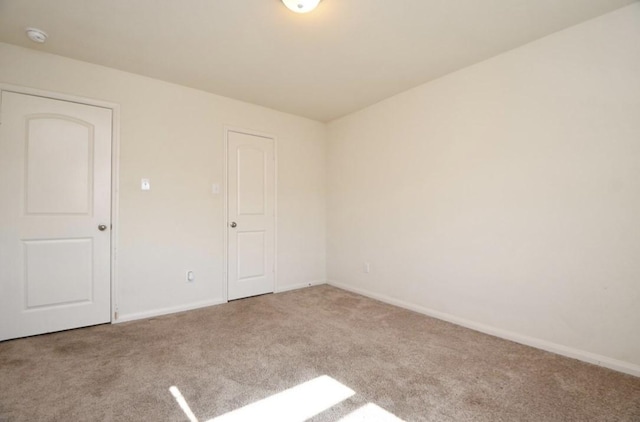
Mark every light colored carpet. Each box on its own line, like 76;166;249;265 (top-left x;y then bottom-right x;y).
0;285;638;421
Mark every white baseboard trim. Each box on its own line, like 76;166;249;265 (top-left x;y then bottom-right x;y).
328;280;640;378
114;281;328;324
275;280;327;293
114;298;226;324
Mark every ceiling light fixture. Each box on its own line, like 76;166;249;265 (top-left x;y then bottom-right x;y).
25;27;48;43
282;0;321;14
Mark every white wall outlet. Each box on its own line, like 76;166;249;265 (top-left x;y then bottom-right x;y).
186;270;195;282
364;262;371;274
141;178;151;191
212;183;220;194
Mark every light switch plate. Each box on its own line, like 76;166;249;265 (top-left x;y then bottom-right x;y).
212;183;220;194
141;178;150;191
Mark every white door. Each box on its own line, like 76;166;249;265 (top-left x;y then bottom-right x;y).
227;130;275;300
0;91;113;341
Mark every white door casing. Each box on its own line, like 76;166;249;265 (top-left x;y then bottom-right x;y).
0;91;113;341
227;129;275;301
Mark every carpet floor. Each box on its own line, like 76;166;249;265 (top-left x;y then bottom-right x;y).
1;285;639;421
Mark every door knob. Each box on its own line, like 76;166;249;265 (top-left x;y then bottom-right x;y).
98;225;108;231
230;222;237;228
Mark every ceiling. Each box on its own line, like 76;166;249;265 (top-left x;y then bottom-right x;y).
0;0;636;122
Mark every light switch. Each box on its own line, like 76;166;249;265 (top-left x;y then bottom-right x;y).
141;178;150;191
212;183;220;194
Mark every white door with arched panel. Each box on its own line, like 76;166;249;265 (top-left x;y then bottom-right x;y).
227;130;275;301
0;91;112;341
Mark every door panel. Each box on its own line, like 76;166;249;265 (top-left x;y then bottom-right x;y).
237;231;266;280
26;116;93;215
0;91;112;341
227;130;275;301
237;147;266;215
24;238;94;309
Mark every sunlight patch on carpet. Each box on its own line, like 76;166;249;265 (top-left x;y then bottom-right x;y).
206;375;355;422
338;403;405;421
169;386;198;422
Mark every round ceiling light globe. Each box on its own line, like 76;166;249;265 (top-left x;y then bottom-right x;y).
282;0;321;14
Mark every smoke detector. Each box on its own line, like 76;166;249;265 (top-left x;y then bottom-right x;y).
25;28;48;43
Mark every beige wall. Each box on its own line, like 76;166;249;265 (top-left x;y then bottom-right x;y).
0;42;326;320
327;4;640;374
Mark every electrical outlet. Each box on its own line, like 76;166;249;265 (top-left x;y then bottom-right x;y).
364;262;371;274
186;270;195;283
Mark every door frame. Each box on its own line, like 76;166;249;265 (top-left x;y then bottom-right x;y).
223;126;278;302
0;83;121;323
